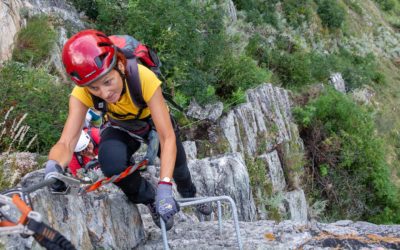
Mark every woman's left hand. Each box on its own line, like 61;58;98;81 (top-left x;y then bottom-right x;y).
155;182;180;222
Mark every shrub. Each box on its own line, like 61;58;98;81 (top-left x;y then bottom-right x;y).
246;36;384;90
123;0;226;104
294;88;400;223
0;62;71;153
374;0;396;11
122;0;267;105
281;0;314;28
316;0;346;29
95;0;128;34
68;0;98;20
12;15;57;66
215;54;271;104
333;50;385;89
232;0;279;27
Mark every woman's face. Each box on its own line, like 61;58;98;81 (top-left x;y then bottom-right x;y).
86;62;125;103
81;141;95;158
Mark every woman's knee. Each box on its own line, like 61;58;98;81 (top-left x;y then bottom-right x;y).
99;128;140;176
99;140;130;176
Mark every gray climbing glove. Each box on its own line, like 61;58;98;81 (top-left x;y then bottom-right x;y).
44;160;67;192
155;182;180;222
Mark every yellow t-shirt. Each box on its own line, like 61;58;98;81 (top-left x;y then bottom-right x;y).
71;64;162;120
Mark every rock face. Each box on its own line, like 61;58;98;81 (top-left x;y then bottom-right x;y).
220;84;297;156
0;171;145;249
0;0;24;64
186;100;224;122
193;83;307;222
258;151;286;193
0;0;84;81
139;219;400;249
188;153;256;221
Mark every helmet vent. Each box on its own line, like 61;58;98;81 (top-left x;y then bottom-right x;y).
98;42;112;47
95;52;109;68
70;71;81;80
96;32;108;39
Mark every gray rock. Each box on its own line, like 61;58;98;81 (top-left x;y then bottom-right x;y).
0;0;24;64
186;100;224;122
329;73;346;93
351;86;375;105
283;189;308;223
140;219;400;249
182;141;197;160
0;171;145;249
221;84;298;157
188;153;256;221
258;151;286;193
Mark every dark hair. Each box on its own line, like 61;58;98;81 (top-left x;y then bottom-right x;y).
116;51;128;75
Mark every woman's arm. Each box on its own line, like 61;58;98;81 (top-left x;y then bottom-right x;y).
147;87;176;180
48;96;88;168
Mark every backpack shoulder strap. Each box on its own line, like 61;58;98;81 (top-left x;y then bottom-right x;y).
126;58;147;110
74;152;85;168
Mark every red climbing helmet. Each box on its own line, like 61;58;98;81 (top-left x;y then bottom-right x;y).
62;29;117;86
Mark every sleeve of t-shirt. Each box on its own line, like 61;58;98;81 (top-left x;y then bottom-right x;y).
71;86;94;108
68;155;81;176
139;64;162;103
92;127;101;145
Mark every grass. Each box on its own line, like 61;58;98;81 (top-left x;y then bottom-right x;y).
12;15;57;66
371;57;400;187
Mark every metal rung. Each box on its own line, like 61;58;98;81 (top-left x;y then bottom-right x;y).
159;195;243;250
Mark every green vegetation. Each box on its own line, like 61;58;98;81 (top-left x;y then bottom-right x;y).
232;0;279;26
294;88;400;223
0;15;69;154
343;0;364;15
374;0;397;11
315;0;346;29
246;156;283;221
281;0;314;28
68;0;98;20
12;16;57;66
246;34;385;90
233;0;314;28
0;62;70;153
371;0;400;28
122;0;270;105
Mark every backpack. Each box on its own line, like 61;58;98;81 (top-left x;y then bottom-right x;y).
91;35;182;119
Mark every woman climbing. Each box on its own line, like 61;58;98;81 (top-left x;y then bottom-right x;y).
44;29;211;230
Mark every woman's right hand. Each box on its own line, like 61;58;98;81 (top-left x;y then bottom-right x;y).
44;160;67;192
